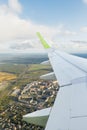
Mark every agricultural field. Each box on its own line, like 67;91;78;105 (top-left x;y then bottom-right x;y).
0;63;52;99
0;64;27;74
0;72;16;82
28;64;52;80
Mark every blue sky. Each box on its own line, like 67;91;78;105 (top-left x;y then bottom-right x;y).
20;0;87;28
0;0;87;53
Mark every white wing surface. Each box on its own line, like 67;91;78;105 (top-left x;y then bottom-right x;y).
45;50;87;130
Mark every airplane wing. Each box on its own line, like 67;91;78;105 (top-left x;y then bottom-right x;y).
23;33;87;130
45;52;87;130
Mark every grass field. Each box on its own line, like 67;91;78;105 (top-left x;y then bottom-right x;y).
26;64;53;81
0;72;16;82
0;64;52;89
0;64;27;74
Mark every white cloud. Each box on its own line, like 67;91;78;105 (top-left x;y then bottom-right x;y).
80;26;87;32
0;0;77;52
8;0;22;13
63;30;77;35
83;0;87;4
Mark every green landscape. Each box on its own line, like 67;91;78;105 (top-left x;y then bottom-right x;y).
0;63;52;108
0;54;58;130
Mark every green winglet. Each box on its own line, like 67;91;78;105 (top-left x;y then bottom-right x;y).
37;32;50;49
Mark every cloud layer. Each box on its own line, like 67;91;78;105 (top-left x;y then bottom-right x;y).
0;0;77;43
8;0;22;13
80;26;87;32
0;0;86;53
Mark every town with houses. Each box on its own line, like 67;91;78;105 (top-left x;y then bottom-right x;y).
0;80;58;130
